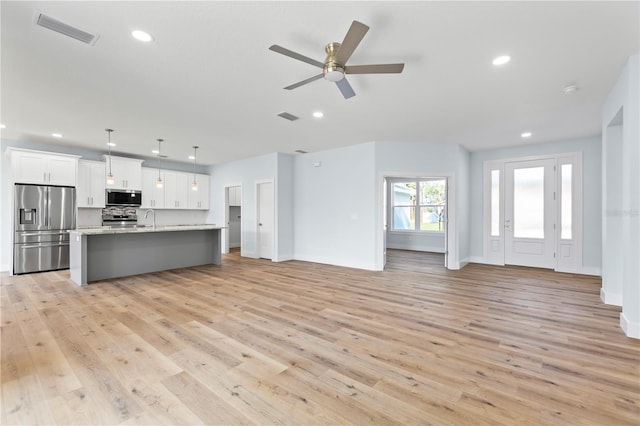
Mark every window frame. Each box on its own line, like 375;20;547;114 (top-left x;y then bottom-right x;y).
389;178;447;233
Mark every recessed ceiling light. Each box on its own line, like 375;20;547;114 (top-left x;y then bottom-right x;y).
521;132;533;138
152;149;159;154
52;133;63;138
107;142;116;147
492;55;511;66
312;111;324;118
0;124;6;129
132;30;153;43
562;84;579;94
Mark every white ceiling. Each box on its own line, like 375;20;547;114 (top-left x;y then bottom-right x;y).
1;1;638;166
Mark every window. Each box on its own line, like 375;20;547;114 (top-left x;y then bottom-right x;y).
392;179;446;232
490;169;500;236
561;164;572;239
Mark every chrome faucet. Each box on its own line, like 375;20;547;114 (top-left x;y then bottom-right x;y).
144;209;156;228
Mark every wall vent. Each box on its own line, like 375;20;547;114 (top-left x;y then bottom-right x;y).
36;13;99;45
277;112;299;121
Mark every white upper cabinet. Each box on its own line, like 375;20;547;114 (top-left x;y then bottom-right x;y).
228;185;241;206
164;171;189;209
77;160;106;208
11;149;79;186
104;156;143;190
188;173;210;210
141;167;165;208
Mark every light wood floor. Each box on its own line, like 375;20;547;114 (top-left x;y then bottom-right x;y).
1;250;639;425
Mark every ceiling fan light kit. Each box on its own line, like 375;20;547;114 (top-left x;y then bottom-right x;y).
270;20;404;99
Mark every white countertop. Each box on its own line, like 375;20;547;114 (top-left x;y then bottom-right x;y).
71;224;224;235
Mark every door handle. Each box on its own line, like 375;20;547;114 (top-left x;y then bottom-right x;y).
259;223;263;226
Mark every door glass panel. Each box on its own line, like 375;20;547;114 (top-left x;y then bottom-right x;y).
513;167;544;238
491;170;500;236
561;164;572;239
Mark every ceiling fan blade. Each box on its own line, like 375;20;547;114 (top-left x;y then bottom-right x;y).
269;45;324;68
335;78;356;99
284;74;324;90
335;21;369;65
345;63;405;74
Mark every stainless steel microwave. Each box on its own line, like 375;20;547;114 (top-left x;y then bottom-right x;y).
106;189;142;206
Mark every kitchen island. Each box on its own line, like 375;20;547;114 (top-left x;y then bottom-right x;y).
69;225;223;286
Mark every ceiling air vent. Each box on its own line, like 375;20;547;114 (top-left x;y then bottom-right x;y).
294;150;308;154
36;13;99;45
277;112;299;121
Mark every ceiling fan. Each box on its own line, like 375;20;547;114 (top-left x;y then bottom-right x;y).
269;20;404;99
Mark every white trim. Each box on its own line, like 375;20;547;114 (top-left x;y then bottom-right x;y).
468;256;486;264
621;313;640;339
601;288;623;306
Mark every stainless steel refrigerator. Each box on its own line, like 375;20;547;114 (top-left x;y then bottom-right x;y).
14;184;76;274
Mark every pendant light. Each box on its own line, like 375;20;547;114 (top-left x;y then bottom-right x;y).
155;139;164;188
105;128;115;185
191;146;199;191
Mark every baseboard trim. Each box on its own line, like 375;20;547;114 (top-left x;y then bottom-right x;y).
580;266;602;276
273;254;294;262
468;256;485;264
294;254;377;271
600;287;623;306
621;313;640;339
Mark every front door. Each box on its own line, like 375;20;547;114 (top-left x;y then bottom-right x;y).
504;159;556;268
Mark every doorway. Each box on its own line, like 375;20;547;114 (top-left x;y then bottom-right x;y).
483;153;582;271
380;174;452;270
227;185;242;252
224;184;242;254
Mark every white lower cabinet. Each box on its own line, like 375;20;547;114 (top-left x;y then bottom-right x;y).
77;160;106;208
141;167;165;208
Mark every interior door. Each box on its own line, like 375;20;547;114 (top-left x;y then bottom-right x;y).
257;181;274;260
504;159;556;268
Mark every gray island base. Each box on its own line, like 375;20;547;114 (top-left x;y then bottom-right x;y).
69;225;223;286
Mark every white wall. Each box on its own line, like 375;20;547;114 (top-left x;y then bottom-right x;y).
456;145;471;264
293;143;377;270
468;136;602;271
276;153;294;261
601;54;639;339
